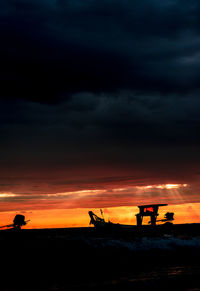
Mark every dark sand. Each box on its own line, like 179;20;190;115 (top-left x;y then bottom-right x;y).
1;225;200;290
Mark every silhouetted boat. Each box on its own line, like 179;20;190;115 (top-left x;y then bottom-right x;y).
88;204;179;238
89;204;174;229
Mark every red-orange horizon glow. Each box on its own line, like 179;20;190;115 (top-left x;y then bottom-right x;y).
0;203;199;229
0;182;199;228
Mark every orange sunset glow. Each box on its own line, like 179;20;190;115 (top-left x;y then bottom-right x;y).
0;183;199;228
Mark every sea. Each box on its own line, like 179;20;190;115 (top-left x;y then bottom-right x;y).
1;227;200;290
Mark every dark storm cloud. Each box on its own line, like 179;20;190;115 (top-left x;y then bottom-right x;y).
0;92;200;174
1;0;200;102
1;92;200;144
1;0;200;200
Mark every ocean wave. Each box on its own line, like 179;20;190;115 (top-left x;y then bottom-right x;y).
84;236;200;251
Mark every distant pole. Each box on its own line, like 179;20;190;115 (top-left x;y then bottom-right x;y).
100;209;104;220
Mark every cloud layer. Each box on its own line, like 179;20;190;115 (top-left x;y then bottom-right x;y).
1;0;200;101
0;0;200;209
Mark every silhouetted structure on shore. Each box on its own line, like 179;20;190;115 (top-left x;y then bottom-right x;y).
0;214;30;230
13;214;27;229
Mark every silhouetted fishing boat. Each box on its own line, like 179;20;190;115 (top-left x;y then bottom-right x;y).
89;204;174;228
88;204;181;238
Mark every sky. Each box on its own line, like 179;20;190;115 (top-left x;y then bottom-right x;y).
1;0;200;228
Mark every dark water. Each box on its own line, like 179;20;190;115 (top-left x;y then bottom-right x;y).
1;227;200;290
69;266;200;290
